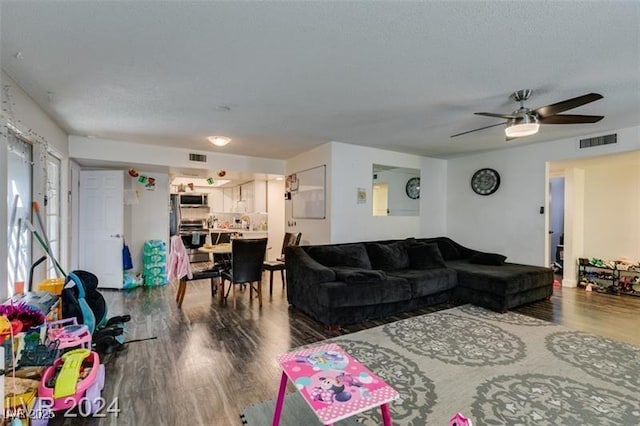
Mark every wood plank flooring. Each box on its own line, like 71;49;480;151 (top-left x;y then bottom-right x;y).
65;275;640;425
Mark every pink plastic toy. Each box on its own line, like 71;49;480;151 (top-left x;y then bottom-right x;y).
47;318;92;351
33;349;105;424
449;412;473;426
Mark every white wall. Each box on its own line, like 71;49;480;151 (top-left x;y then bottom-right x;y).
285;143;333;245
583;164;640;262
2;72;68;156
267;179;285;260
0;112;8;298
331;142;431;243
563;168;585;287
285;141;448;245
69;136;285;176
447;125;640;266
549;177;565;262
420;155;447;237
1;71;69;295
124;172;170;274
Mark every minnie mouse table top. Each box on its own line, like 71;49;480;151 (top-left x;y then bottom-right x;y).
274;343;399;425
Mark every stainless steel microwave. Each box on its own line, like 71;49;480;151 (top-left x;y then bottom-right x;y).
179;193;209;207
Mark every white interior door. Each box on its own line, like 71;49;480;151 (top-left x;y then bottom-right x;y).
79;170;123;289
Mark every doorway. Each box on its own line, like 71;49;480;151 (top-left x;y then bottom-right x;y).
372;183;389;216
549;176;565;275
547;150;640;287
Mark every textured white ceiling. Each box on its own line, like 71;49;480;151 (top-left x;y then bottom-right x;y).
2;2;639;159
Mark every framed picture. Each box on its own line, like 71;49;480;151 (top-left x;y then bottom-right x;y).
286;173;299;192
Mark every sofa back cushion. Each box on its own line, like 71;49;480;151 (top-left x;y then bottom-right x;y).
307;243;372;269
469;252;507;266
331;266;387;284
365;241;410;271
435;239;461;260
407;243;446;269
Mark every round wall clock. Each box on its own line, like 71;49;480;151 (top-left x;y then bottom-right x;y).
471;168;500;196
406;177;420;199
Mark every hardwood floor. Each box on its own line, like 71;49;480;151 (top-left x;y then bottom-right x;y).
69;276;640;425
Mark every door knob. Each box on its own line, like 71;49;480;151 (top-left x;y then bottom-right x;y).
110;234;122;238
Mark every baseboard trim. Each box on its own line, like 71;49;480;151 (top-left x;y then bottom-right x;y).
562;278;577;288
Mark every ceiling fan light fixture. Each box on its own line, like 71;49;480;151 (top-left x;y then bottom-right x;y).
207;135;231;146
505;115;539;138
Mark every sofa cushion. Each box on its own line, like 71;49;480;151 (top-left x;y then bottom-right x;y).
407;243;446;269
331;267;387;284
387;268;457;298
317;276;411;308
435;240;461;260
366;242;410;271
446;260;553;295
470;252;507;266
307;243;372;269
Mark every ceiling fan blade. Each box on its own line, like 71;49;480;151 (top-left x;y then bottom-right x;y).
539;114;604;124
534;93;603;118
450;122;506;138
474;112;519;119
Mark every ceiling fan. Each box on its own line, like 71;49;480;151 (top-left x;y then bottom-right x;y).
450;90;604;140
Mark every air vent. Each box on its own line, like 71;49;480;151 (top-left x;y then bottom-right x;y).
188;153;207;163
579;134;617;149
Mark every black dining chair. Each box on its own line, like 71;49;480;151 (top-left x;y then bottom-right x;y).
217;232;232;244
171;236;223;308
210;232;232;270
176;265;222;308
263;232;302;295
222;238;268;309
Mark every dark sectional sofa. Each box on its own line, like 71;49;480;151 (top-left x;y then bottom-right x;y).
285;237;553;326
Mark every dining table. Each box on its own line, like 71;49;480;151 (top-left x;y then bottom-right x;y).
198;242;232;257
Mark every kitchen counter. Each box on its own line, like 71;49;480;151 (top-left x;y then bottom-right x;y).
209;229;268;238
209;228;267;233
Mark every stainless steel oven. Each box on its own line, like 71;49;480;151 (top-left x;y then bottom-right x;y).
179;219;209;263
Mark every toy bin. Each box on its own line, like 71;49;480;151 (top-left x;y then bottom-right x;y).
37;278;65;296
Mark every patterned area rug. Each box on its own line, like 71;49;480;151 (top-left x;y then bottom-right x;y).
245;305;640;425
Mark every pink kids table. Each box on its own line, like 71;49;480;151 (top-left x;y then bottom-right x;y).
273;343;399;425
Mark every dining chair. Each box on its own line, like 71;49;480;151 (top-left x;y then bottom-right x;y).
217;232;232;244
222;238;268;309
170;235;222;308
210;232;232;270
263;232;302;295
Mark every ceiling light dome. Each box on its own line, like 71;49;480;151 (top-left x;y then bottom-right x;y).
207;135;231;146
505;115;539;138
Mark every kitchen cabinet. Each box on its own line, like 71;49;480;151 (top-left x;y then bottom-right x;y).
210;181;264;213
223;188;234;212
240;182;254;213
207;188;224;211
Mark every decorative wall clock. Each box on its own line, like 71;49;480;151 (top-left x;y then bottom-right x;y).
471;168;500;195
406;177;420;199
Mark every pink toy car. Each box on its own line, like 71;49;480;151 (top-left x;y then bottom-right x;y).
32;349;105;425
